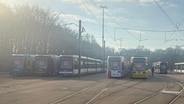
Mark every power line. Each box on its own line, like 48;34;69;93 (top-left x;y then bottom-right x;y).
83;0;184;50
153;0;184;46
86;0;184;36
88;0;142;41
115;27;184;32
89;0;99;7
81;0;101;26
85;0;124;49
153;0;175;26
81;0;114;40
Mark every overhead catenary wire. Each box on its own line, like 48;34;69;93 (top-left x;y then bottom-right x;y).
87;0;184;33
81;0;115;40
153;0;175;26
88;0;184;41
81;0;101;26
88;0;140;41
83;0;184;50
153;0;184;43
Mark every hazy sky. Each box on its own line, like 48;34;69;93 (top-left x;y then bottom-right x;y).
1;0;184;51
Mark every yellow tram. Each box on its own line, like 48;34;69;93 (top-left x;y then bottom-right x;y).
130;57;148;78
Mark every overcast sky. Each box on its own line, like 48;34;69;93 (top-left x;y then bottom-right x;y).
1;0;184;51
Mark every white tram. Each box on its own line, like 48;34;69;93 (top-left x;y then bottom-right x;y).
106;56;129;78
174;62;184;73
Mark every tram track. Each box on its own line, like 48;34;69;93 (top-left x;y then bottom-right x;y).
168;83;183;104
85;78;146;104
133;75;184;104
159;75;184;104
50;77;143;104
49;78;119;104
134;81;167;104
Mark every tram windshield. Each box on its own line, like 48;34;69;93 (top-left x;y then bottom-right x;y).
133;63;145;70
36;57;48;69
108;58;121;70
60;58;73;69
13;56;24;69
160;64;167;70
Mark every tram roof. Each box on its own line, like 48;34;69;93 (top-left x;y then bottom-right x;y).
60;55;102;62
130;56;147;59
174;62;184;65
107;56;125;58
107;56;125;61
12;54;35;57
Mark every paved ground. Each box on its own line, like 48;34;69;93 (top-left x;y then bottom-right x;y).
0;72;184;104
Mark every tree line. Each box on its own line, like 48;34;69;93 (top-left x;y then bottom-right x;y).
0;3;184;71
119;45;184;70
0;3;104;71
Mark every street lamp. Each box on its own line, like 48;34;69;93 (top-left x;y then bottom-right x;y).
78;20;85;78
61;20;85;78
101;6;107;71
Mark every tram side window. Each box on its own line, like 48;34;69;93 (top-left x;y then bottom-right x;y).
122;62;124;70
14;58;24;69
27;60;31;69
182;65;184;70
73;59;79;69
90;62;95;68
175;65;178;69
81;61;83;68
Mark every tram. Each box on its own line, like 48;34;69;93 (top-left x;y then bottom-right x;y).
58;55;104;76
174;62;184;73
106;56;129;78
10;54;35;76
153;61;168;74
130;57;148;78
34;55;59;76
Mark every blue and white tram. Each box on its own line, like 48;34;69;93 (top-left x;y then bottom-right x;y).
106;56;129;78
153;61;168;74
58;55;104;76
10;54;35;76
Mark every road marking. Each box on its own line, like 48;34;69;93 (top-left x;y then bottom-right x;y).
162;82;184;95
161;90;181;95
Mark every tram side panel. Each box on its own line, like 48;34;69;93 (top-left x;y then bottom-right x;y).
58;55;104;77
174;62;184;73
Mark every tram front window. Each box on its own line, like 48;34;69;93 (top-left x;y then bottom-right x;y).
13;57;24;69
160;64;167;70
36;58;48;69
109;58;120;70
60;58;72;69
133;63;145;70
